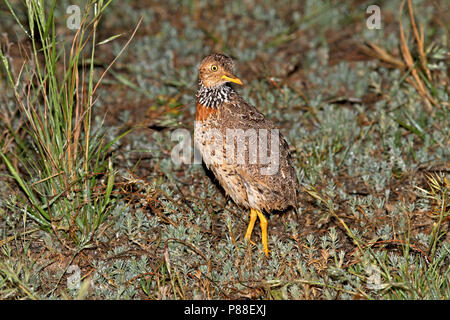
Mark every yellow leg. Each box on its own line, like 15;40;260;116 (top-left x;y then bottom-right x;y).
255;209;270;257
244;209;257;245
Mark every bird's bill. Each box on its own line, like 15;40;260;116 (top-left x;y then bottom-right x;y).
221;74;243;85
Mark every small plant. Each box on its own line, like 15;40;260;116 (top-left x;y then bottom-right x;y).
0;0;122;249
416;174;449;260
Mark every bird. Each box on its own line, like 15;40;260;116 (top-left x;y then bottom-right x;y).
194;53;299;257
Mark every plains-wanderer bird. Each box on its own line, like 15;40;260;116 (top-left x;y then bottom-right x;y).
194;53;299;257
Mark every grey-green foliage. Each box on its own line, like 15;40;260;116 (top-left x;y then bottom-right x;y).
1;0;448;300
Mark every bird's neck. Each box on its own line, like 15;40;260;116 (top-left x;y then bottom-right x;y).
196;80;233;108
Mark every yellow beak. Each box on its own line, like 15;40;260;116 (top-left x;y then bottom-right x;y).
221;74;243;85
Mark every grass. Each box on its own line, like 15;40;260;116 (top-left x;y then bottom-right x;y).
0;0;119;248
0;0;448;299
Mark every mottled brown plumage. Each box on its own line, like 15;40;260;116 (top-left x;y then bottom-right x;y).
194;53;299;257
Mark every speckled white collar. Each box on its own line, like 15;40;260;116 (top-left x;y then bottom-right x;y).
196;80;233;108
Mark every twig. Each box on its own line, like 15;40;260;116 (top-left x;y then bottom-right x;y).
366;239;432;263
398;0;438;111
406;0;432;81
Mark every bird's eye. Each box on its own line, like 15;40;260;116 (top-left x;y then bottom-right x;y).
211;65;218;71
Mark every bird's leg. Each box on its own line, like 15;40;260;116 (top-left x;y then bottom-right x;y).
255;210;270;257
244;208;257;245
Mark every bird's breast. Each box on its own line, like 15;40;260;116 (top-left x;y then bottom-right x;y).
196;102;219;122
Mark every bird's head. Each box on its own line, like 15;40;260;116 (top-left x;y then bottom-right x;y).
198;53;243;88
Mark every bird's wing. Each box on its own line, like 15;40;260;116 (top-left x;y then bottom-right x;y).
221;93;271;128
220;94;300;210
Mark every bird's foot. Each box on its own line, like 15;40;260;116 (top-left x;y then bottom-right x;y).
244;235;256;246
